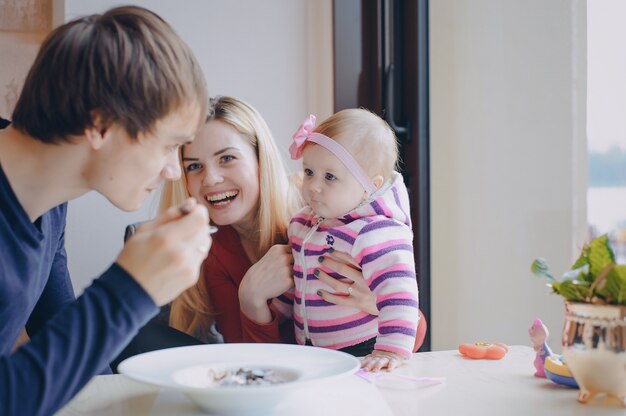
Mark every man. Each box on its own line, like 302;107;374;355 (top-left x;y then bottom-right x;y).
0;6;211;415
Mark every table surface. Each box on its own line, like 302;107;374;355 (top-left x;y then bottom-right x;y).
56;345;626;415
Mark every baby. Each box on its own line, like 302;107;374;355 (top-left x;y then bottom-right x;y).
273;109;420;371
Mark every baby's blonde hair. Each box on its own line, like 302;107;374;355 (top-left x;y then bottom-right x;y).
163;95;302;337
314;108;399;181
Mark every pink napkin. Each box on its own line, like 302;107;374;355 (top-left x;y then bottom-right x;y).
356;369;446;389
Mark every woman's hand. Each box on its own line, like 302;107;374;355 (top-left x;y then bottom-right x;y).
238;244;294;324
315;250;379;316
361;350;408;372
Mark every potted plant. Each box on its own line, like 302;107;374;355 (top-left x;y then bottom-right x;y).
531;234;626;406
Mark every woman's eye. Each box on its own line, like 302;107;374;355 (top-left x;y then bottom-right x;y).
325;173;336;181
304;168;313;177
220;155;235;163
185;162;201;172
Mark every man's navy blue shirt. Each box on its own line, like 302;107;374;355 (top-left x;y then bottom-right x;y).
0;161;158;415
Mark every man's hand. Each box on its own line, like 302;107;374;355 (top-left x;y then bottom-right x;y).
116;198;211;306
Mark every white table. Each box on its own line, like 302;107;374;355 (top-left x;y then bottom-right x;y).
56;346;626;415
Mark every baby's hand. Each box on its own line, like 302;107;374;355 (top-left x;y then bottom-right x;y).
361;350;407;372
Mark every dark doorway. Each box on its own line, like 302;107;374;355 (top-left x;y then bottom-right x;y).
333;0;431;351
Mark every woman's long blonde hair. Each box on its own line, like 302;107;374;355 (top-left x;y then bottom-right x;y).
162;96;302;338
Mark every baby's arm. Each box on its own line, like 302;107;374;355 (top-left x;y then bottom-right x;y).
270;288;294;323
361;349;407;371
354;221;419;371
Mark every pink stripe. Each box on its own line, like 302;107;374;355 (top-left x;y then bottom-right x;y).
373;344;412;358
308;324;376;338
279;291;295;300
291;212;309;220
377;292;417;302
354;239;407;263
299;293;323;300
344;212;360;221
297;288;350;299
379;319;416;328
289;226;310;236
369;263;412;279
300;242;327;251
290;221;311;229
375;198;394;218
307;312;370;326
334;227;359;240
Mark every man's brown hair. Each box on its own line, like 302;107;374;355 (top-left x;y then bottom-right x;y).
11;6;208;143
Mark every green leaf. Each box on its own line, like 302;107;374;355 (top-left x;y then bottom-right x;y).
555;280;590;302
534;234;624;305
548;281;561;295
588;234;616;278
571;243;590;270
531;258;555;281
605;265;626;305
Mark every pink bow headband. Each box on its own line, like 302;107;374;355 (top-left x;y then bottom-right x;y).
289;114;377;195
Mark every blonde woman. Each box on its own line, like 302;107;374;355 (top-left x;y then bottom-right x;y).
163;96;383;343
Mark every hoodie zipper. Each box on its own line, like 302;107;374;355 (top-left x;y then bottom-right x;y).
301;216;324;342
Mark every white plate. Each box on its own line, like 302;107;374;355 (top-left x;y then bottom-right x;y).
118;343;360;414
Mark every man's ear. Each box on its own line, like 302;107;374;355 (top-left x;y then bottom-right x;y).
84;113;109;150
372;175;384;189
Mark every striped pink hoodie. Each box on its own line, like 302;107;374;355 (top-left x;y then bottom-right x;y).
272;171;419;358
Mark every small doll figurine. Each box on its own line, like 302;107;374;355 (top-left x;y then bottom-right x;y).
528;318;553;378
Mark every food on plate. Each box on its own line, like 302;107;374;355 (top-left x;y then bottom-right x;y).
205;367;288;387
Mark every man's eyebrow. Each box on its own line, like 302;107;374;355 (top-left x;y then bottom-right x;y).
172;133;195;144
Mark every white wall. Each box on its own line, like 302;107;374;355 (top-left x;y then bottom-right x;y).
430;0;588;351
55;0;589;353
57;0;333;292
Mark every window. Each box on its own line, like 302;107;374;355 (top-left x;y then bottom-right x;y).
587;1;626;262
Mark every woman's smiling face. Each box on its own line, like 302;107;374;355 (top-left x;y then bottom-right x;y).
182;119;260;230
